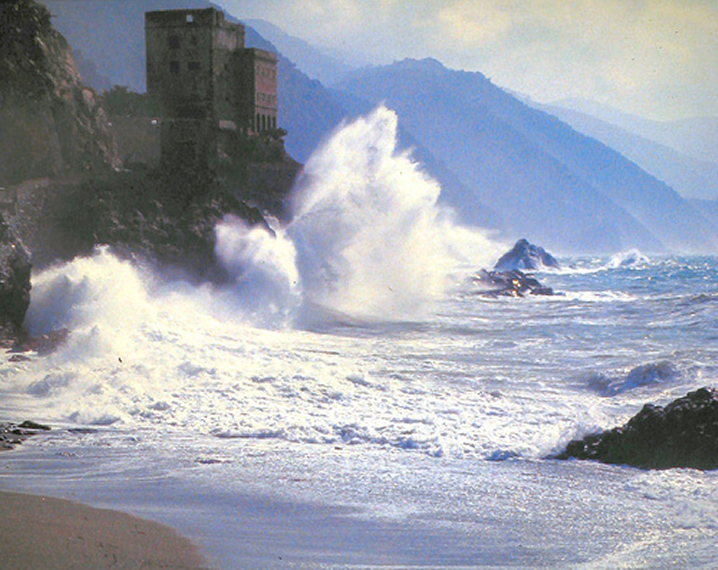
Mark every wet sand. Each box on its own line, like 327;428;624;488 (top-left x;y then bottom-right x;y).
0;491;207;569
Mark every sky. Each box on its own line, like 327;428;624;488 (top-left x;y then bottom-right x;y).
218;0;718;121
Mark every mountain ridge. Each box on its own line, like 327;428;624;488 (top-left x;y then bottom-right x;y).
338;58;718;253
536;103;718;201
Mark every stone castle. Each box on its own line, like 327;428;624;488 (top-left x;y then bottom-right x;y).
145;8;279;169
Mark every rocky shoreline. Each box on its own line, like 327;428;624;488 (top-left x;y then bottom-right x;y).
554;387;718;470
0;421;51;452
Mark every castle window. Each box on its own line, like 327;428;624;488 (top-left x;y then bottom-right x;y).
187;61;200;72
169;61;180;74
168;35;181;49
256;113;261;131
186;14;194;23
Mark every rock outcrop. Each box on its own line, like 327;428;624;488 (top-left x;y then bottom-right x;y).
0;0;120;186
0;420;51;451
472;269;554;297
494;238;559;272
554;388;718;470
0;213;31;342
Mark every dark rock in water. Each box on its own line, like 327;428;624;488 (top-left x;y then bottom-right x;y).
8;354;30;362
12;328;69;355
472;269;554;297
494;238;560;272
554;387;718;470
0;213;31;343
0;420;51;451
18;420;51;431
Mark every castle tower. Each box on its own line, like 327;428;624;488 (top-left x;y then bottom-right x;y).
145;8;278;169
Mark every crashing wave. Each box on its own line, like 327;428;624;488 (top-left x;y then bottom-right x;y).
607;249;650;269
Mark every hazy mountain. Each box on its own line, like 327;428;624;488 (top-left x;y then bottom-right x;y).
536;103;718;201
243;19;354;86
689;199;718;231
553;98;718;166
337;58;718;253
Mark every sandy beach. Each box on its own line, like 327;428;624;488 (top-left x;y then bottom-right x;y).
0;491;207;569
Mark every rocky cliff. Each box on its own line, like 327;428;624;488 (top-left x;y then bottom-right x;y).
0;0;120;185
0;214;31;342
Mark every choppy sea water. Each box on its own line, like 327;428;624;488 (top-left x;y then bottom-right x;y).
2;251;717;567
1;108;717;567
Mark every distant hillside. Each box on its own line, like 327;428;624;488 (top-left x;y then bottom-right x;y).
690;199;718;231
536;103;718;201
337;58;718;253
553;98;718;166
243;18;353;86
42;0;209;91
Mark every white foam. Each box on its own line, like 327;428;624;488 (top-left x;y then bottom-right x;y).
607;249;650;269
215;215;302;328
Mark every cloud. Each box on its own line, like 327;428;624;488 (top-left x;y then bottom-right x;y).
436;1;514;46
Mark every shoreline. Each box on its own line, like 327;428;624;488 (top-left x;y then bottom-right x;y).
0;490;207;569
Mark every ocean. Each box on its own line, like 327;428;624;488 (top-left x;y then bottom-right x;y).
1;108;717;568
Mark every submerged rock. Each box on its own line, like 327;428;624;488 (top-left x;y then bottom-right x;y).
472;269;554;297
586;360;681;396
494;238;559;272
12;328;69;355
554;388;718;470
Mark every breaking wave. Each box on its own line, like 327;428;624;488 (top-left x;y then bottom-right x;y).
607;249;650;269
215;106;499;324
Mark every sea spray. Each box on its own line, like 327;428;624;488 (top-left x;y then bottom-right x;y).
216;106;499;322
214;215;301;328
607;249;650;269
25;246;153;358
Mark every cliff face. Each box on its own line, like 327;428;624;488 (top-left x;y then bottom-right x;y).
0;213;31;341
0;1;120;185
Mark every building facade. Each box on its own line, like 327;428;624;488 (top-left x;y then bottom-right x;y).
145;8;278;168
